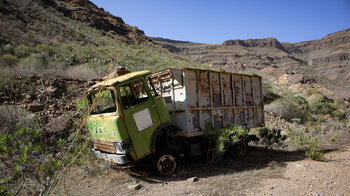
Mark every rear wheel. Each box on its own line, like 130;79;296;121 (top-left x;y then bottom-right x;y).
152;148;178;176
234;140;247;157
226;140;247;158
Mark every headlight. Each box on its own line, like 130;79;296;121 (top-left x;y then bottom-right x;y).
113;139;133;154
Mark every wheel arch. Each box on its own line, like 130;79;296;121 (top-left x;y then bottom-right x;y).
149;122;180;154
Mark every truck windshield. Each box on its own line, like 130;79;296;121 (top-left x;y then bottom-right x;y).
119;79;149;109
90;89;116;114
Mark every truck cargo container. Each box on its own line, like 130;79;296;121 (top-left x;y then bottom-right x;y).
86;68;264;175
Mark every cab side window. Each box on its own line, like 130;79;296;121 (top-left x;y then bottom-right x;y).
119;79;149;109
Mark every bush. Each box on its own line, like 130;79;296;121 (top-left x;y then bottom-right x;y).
35;44;55;56
20;54;48;70
305;138;325;161
265;98;308;122
334;98;344;107
0;44;13;54
306;88;318;97
0;105;37;132
262;81;280;104
309;96;337;115
287;124;325;161
0;106;91;195
291;95;309;109
0;54;18;67
332;109;345;119
258;127;287;149
204;124;249;161
14;45;33;58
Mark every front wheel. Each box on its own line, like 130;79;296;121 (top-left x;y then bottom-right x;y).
152;148;178;176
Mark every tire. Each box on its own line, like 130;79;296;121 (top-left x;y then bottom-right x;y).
226;140;247;158
152;148;178;176
234;140;247;157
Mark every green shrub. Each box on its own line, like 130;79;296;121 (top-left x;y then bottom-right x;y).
291;118;301;123
258;127;287;149
204;124;249;161
35;44;55;56
0;44;13;54
22;54;48;70
332;109;345;119
334;98;344;107
14;45;33;58
287;124;325;161
305;137;325;161
309;96;337;115
290;95;309;109
0;105;92;194
0;54;18;66
306;88;318;97
265;98;308;122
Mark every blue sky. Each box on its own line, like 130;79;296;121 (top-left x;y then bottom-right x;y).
90;0;350;44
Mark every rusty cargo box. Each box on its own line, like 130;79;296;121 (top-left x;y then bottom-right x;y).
150;68;264;137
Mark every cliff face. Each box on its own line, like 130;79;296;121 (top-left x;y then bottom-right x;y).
43;0;150;43
152;29;350;99
0;0;150;45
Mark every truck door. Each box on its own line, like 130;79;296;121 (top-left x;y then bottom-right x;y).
118;78;160;159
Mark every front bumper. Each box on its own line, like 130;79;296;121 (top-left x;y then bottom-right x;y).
91;149;129;165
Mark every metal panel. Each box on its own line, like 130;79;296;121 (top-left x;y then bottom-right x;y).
185;69;198;108
233;75;244;106
151;68;265;137
252;77;262;106
221;73;233;107
210;72;221;107
197;70;211;131
244;76;253;106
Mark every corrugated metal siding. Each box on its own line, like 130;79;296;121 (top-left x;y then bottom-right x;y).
150;68;264;137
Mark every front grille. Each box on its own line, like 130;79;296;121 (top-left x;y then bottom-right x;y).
94;139;116;154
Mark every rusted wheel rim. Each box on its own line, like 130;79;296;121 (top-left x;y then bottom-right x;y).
157;154;176;175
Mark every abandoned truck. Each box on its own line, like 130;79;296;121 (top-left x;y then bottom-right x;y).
86;68;264;175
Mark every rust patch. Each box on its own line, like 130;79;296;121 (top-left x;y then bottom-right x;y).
94;139;115;154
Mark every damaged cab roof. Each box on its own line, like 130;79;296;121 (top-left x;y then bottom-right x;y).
87;70;151;94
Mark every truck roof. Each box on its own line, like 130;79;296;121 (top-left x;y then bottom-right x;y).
87;70;151;93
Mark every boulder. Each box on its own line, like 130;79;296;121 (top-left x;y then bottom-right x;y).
28;103;45;112
45;115;71;134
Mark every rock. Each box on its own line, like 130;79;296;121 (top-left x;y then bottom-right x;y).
131;179;139;184
24;94;31;100
28;103;45;112
45;115;71;134
128;184;141;190
187;177;199;183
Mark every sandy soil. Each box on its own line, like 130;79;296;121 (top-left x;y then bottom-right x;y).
53;141;350;196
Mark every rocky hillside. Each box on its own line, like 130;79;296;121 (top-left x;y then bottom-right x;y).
0;0;196;83
152;29;350;99
42;0;150;44
0;0;149;45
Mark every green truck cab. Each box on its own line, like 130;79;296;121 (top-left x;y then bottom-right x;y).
86;70;177;175
86;68;264;175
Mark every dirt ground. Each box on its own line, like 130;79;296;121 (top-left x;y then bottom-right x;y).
54;139;350;196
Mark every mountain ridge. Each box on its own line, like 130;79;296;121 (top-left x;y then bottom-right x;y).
152;28;350;99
